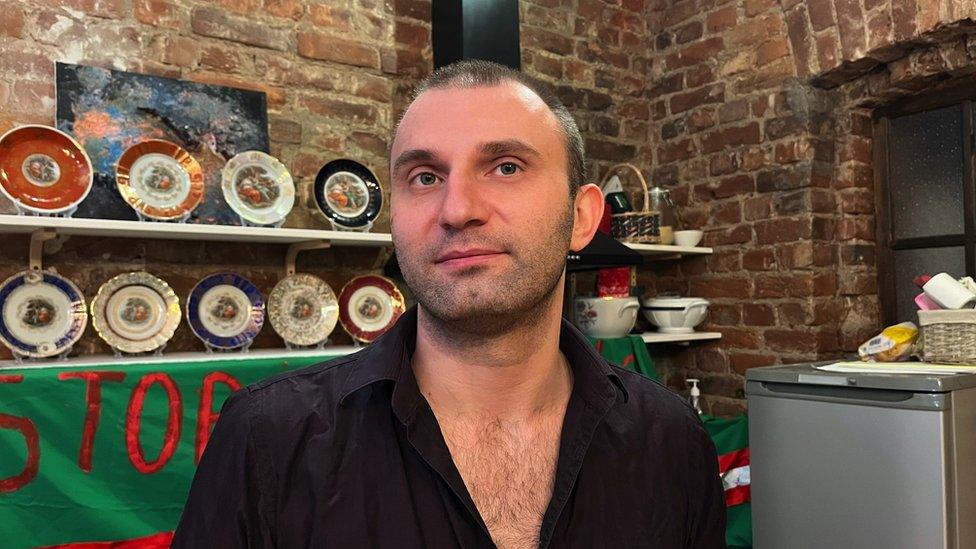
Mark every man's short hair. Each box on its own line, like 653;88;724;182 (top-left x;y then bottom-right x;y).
394;59;585;198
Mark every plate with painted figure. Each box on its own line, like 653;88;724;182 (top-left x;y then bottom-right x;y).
0;269;88;358
313;159;383;230
221;151;295;225
267;273;339;346
338;275;405;344
90;271;181;354
187;273;265;350
0;125;94;214
116;139;204;220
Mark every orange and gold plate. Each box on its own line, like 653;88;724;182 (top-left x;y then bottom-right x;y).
0;125;93;213
116;139;204;220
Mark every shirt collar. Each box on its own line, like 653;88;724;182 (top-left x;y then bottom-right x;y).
337;305;629;411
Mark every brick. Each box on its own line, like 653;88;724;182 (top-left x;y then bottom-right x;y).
587;138;636;161
0;1;25;38
159;35;200;68
665;37;724;70
523;27;573;56
715;326;762;349
395;19;429;49
744;0;774;17
807;0;834;31
704;224;752;246
815;32;840;73
784;5;814;77
706;5;736;33
836;217;874;240
778;302;810;325
711;201;742;225
839;272;878;295
662;0;698;27
350;131;388;158
394;0;429;20
298;32;380;69
618;100;650;121
834;0;866;60
651;73;683;96
686;65;716;88
0;50;55;81
300;95;378;124
866;10;893;52
841;243;875;266
743;195;772;220
757;38;790;66
742;248;777;270
701;122;761;153
134;0;180;28
199;45;244;72
813;272;838;296
774;189;808;215
713;174;755;199
765;329;817;352
756;164;809;192
269;116;302;144
891;0;917;41
743;303;775;326
671;84;725;114
351;74;392;103
839;188;873;214
675;21;703;44
32;9;85;45
9;80;55;114
718;99;748;123
265;0;304;20
755;217;812;244
191;7;291;50
730;352;776;375
657;138;696;163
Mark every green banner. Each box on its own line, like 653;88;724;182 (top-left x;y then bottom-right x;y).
0;351;349;549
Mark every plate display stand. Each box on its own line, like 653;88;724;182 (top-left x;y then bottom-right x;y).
134;210;192;223
203;340;252;354
110;343;167;359
8;346;73;365
284;339;331;352
12;203;79;219
326;219;374;233
239;215;285;229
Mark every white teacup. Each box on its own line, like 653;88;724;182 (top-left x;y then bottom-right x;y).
573;296;640;339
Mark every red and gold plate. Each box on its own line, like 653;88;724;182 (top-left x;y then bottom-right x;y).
116;139;204;221
338;275;406;344
0;125;93;214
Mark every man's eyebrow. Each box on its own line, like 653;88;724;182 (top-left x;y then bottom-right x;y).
392;149;439;176
478;139;541;159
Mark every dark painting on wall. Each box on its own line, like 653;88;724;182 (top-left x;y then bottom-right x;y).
46;63;269;224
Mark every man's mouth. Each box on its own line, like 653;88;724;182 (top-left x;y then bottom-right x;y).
434;248;506;269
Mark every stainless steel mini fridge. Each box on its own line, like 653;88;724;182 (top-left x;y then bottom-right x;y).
746;363;976;549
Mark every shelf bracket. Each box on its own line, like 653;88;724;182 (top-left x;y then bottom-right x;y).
29;228;57;271
285;240;331;276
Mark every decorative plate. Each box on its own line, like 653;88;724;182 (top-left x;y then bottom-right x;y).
90;272;181;354
221;151;295;225
0;125;93;214
338;275;405;344
187;273;265;350
116;139;204;220
313;159;383;229
267;273;339;346
0;269;87;358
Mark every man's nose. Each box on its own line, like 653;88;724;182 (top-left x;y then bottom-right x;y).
437;174;490;230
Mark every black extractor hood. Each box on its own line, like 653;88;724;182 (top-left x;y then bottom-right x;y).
430;0;644;273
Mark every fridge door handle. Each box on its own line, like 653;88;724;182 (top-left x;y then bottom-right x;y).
747;380;950;411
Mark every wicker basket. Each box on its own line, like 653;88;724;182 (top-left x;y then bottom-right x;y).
599;163;660;244
917;309;976;364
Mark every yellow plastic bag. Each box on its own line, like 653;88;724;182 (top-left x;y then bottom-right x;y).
858;322;918;362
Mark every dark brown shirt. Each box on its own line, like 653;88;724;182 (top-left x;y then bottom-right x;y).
173;307;726;548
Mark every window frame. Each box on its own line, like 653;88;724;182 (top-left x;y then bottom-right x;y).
874;95;976;326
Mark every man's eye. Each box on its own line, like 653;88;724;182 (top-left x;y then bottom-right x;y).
412;172;439;186
496;162;520;176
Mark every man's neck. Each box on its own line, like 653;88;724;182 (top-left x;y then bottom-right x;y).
411;292;572;420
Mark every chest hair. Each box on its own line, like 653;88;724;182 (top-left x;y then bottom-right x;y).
438;412;565;549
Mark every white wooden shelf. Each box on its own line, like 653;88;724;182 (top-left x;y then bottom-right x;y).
0;214;393;246
0;346;360;371
623;242;713;257
641;331;722;344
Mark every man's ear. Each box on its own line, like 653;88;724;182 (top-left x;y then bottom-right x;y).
569;183;605;252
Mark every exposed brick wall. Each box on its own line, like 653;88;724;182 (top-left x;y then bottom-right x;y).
643;0;976;415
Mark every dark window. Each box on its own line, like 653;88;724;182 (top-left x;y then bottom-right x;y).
876;101;975;325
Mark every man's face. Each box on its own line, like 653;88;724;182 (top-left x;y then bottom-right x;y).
389;82;575;330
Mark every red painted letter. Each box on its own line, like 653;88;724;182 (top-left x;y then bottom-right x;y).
58;371;126;473
195;371;242;464
125;373;182;474
0;375;39;493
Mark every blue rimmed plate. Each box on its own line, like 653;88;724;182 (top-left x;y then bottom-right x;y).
313;159;383;230
0;269;87;358
187;273;265;350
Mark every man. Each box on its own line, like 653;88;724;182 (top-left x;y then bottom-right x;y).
174;59;726;548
